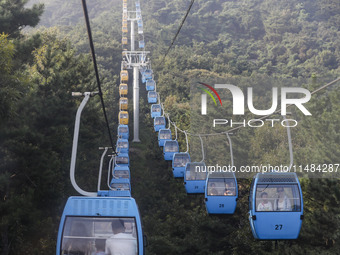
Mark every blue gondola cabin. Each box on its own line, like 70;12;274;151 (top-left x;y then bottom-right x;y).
249;172;303;240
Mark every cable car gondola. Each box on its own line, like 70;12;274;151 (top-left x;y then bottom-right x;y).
163;140;179;161
249;116;303;240
158;129;171;146
122;36;128;45
249;172;303;239
205;133;238;214
172;152;190;178
109;178;131;197
154;116;166;132
151;104;162;118
116;138;129;154
119;83;128;97
119;111;129;125
113;168;130;180
205;172;238;214
118;124;129;140
119;97;128;111
142;69;152;83
122;25;128;33
56;197;144;254
184;162;207;194
146;79;155;91
147;91;157;104
120;70;128;82
115;153;130;167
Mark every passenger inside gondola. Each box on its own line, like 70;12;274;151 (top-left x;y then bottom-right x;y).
117;141;128;148
274;187;292;211
152;105;161;112
208;183;218;196
149;92;157;98
165;143;178;152
120;113;128;119
173;157;185;167
155;118;165;125
257;192;273;211
224;181;236;196
105;219;137;255
113;170;129;179
255;185;298;212
159;131;170;139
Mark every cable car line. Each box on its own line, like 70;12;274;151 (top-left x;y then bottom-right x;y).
226;133;234;167
284;115;294;171
198;134;205;162
97;147;109;191
160;0;195;64
184;131;189;153
81;0;116;154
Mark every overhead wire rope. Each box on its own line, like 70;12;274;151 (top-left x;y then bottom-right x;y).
81;0;116;154
160;0;195;64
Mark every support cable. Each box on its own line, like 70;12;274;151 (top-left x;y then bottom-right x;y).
160;0;195;64
199;135;205;162
107;155;114;190
283;115;294;171
81;0;116;154
184;131;189;153
226;133;234;167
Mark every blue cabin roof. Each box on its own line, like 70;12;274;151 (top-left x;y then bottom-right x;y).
61;196;137;217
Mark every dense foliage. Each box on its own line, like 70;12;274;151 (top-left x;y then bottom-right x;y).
1;0;339;254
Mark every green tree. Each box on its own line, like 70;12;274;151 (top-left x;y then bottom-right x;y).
0;0;44;38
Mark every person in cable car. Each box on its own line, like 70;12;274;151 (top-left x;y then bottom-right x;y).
105;219;137;255
257;192;273;211
274;187;292;211
160;131;169;139
223;181;236;196
208;183;218;196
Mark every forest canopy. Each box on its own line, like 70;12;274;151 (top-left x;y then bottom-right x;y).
0;0;339;254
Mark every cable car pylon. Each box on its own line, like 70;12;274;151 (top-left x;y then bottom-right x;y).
121;0;149;142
